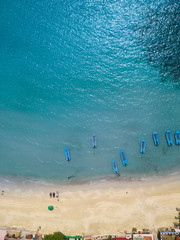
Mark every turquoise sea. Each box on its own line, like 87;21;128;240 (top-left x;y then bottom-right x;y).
0;0;180;184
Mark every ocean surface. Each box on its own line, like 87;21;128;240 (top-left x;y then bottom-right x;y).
0;0;180;184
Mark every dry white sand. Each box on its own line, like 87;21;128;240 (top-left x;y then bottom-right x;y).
0;173;180;235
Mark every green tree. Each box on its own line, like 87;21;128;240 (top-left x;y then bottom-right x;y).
44;232;66;240
107;236;113;240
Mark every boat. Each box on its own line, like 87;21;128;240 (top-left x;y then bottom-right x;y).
120;150;128;166
175;130;180;145
140;139;145;153
112;159;119;174
166;130;173;146
152;131;159;146
64;146;70;161
92;133;97;148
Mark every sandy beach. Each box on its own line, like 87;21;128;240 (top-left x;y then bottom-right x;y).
0;173;180;235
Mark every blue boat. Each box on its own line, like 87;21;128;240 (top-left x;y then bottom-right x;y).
166;130;173;146
120;150;128;166
175;130;180;145
64;146;70;161
140;139;145;153
92;133;97;148
112;159;119;174
152;131;159;146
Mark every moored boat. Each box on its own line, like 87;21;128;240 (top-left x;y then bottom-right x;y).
166;130;173;146
175;130;180;145
153;131;159;146
120;150;128;166
140;139;145;153
64;146;70;161
92;133;97;148
112;159;119;174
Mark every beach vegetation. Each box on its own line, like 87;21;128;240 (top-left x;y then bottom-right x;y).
44;232;66;240
107;236;113;240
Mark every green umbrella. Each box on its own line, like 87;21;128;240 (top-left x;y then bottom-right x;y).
48;205;54;211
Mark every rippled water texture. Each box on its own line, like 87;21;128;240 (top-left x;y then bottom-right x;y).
0;0;179;182
136;0;180;82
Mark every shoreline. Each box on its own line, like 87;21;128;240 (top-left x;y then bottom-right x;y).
0;172;180;235
0;168;180;190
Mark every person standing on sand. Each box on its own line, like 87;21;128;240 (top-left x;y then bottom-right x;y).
56;191;59;198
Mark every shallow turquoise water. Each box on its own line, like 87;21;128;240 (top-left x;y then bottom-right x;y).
0;0;179;182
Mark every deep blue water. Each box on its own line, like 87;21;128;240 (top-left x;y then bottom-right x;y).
0;0;180;182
